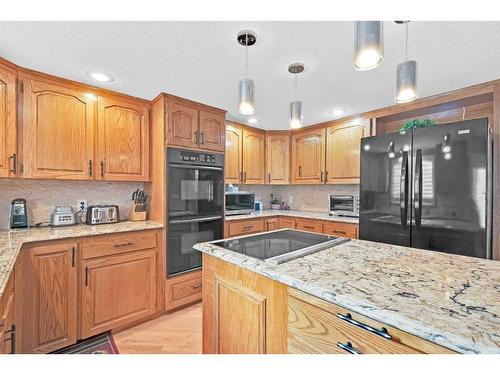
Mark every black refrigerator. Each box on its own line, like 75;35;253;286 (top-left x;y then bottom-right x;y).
359;118;492;259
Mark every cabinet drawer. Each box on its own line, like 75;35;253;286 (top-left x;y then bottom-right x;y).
288;289;453;354
228;219;264;237
165;271;202;311
278;217;296;229
82;230;157;259
323;222;358;239
295;218;323;233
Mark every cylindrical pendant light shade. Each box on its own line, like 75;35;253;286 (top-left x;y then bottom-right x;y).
354;21;384;71
395;60;417;103
289;101;303;129
238;78;255;115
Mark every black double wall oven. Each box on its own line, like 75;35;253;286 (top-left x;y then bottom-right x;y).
166;148;224;276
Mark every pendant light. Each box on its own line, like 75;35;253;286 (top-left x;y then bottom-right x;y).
354;21;384;71
288;63;305;129
237;30;257;115
395;21;418;103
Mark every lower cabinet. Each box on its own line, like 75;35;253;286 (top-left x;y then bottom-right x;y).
0;271;16;354
226;218;265;237
81;249;157;338
264;218;279;231
323;221;358;239
165;270;202;311
295;218;323;233
278;217;296;229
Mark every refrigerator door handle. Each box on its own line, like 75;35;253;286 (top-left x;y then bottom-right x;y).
400;151;409;230
414;149;423;231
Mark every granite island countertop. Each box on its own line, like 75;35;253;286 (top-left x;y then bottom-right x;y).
0;221;164;298
225;209;359;224
193;234;500;354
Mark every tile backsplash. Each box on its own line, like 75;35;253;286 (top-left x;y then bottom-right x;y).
0;179;144;229
235;184;359;212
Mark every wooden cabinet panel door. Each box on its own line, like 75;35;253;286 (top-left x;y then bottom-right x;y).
97;96;150;181
225;125;242;183
291;128;326;184
0;63;17;178
199;109;225;152
23;242;77;353
325;119;370;184
166;101;198;148
242;129;265;184
81;250;156;338
21;78;95;179
266;133;290;184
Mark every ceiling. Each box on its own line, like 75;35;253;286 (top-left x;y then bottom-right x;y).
1;21;500;129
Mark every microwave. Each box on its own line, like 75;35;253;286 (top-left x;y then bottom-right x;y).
225;192;255;216
329;194;359;217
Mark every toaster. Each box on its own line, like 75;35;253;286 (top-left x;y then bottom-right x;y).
86;205;119;225
50;206;77;227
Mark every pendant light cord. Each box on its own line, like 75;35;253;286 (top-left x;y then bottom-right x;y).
294;73;298;100
245;33;248;79
405;22;409;61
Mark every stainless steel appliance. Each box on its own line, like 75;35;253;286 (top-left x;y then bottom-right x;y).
10;198;28;229
167;148;224;276
50;206;76;227
360;118;492;259
85;205;119;225
210;229;350;264
225;192;255;215
329;194;359;217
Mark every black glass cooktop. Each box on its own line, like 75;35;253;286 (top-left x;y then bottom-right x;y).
210;229;350;264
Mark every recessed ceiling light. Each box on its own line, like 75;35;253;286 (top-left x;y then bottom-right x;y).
86;70;115;83
329;109;345;117
248;118;259;124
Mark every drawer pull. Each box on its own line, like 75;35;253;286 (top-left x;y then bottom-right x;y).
333;231;347;235
113;242;134;248
336;312;392;340
242;226;254;230
336;341;361;354
192;284;202;290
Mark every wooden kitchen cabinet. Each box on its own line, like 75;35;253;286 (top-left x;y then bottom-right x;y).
81;249;157;338
165;269;202;311
242;128;266;184
288;288;453;354
166;100;199;149
0;61;17;178
199;109;225;152
20;241;78;353
291;128;326;184
20;75;95;180
227;218;264;237
97;95;150;181
0;271;15;354
295;218;323;233
323;221;358;239
264;218;279;231
225;124;243;183
325;118;370;184
266;133;290;184
278;217;296;229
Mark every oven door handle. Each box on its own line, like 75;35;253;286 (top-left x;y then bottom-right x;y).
169;216;222;224
168;163;223;171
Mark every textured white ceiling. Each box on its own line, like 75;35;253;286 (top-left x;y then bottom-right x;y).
1;21;500;129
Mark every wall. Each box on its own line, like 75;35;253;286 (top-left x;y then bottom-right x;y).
236;184;359;212
0;179;144;229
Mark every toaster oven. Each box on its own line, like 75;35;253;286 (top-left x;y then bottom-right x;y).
225;192;255;216
329;194;359;217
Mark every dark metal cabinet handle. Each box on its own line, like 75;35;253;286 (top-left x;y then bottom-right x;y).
337;341;361;354
8;153;16;174
268;173;271;183
298;166;302;177
84;267;89;286
100;160;105;178
320;171;324;183
194;129;198;144
192;284;202;290
324;170;328;182
113;241;134;248
71;246;76;268
400;151;409;230
239;171;243;182
336;312;392;340
242;226;254;231
243;171;247;183
201;131;206;144
3;325;16;354
88;160;93;177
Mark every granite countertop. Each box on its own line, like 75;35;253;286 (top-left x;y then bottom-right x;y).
225;209;359;224
0;221;164;298
194;234;500;354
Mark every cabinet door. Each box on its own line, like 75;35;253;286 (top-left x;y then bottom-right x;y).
81;249;156;338
278;217;296;229
242;129;265;184
266;133;290;184
166;101;199;148
199;109;225;152
291;128;326;184
21;77;95;179
265;218;279;231
97;96;150;181
225;125;243;184
0;63;17;178
325;119;370;184
23;242;77;353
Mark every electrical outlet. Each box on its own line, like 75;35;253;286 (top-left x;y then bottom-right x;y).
77;199;87;211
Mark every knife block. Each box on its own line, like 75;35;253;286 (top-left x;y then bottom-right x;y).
129;203;147;221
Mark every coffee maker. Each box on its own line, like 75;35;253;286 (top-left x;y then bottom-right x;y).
10;198;29;229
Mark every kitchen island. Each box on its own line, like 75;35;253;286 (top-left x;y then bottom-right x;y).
193;233;500;354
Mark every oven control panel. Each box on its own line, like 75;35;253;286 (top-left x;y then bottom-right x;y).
179;151;216;164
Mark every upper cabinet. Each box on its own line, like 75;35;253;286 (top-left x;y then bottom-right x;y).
165;95;226;152
325;118;370;184
20;76;96;180
291;128;326;184
0;61;17;178
266;133;290;184
97;95;150;181
225;122;265;185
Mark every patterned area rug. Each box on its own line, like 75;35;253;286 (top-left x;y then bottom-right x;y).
52;332;119;354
